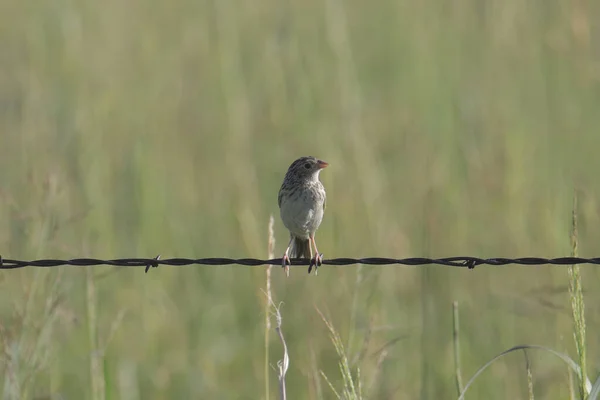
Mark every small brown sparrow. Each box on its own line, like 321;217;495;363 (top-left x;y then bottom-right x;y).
278;156;328;275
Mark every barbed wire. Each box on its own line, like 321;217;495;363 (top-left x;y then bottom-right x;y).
0;255;598;273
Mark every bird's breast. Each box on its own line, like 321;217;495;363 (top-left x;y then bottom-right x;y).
279;186;325;238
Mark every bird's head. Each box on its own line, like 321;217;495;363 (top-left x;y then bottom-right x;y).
286;156;329;182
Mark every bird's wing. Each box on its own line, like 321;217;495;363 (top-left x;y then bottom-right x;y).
277;187;283;209
323;189;326;211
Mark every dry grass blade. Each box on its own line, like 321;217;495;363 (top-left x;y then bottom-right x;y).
273;303;289;400
262;292;289;400
568;191;587;400
523;350;534;400
265;215;275;400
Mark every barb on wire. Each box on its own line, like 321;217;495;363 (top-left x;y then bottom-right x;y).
0;256;599;271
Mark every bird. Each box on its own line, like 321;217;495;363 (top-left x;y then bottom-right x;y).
278;156;328;275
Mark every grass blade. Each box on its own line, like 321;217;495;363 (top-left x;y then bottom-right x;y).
458;345;591;400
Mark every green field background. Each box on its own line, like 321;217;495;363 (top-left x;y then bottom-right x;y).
1;0;600;398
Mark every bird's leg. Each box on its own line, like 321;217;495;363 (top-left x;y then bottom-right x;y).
308;235;323;275
282;236;293;277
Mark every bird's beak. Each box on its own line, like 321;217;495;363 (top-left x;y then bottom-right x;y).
317;160;329;169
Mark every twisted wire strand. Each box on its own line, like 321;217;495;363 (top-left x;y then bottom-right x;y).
0;256;599;272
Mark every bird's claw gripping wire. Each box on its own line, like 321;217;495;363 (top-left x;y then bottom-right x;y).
309;253;323;275
282;254;291;277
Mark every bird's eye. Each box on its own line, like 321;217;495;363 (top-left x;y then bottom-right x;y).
304;163;311;169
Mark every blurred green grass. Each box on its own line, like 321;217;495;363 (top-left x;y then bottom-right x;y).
1;0;600;398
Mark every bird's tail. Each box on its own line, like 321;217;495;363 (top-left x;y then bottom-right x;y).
290;236;311;259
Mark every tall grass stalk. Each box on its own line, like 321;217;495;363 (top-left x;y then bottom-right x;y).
568;366;576;400
453;301;464;396
347;264;363;361
264;296;289;400
265;215;275;400
523;350;534;400
568;191;587;399
86;267;105;400
274;305;289;400
316;307;362;400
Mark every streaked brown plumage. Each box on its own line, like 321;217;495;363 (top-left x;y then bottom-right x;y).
278;156;328;275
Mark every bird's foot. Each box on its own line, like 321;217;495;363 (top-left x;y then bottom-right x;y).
308;253;323;275
282;254;291;277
